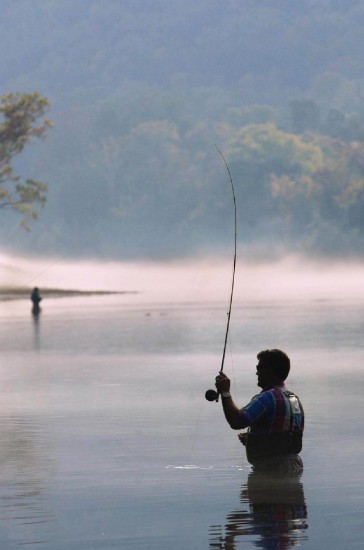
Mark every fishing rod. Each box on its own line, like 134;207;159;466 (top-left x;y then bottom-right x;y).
205;145;237;403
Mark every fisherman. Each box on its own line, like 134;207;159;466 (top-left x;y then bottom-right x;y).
30;287;42;315
215;349;304;471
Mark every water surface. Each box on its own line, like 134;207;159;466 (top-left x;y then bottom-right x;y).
0;290;363;548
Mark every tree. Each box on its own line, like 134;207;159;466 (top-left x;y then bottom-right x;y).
226;123;323;229
0;92;52;228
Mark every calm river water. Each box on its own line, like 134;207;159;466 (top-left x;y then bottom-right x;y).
0;287;364;548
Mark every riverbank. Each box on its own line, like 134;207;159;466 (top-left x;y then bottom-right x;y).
0;287;138;302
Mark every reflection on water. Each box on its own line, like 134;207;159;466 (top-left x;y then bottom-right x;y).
32;308;41;351
209;468;307;549
32;304;42;318
0;415;53;547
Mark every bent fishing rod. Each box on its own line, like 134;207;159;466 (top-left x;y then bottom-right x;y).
205;145;237;403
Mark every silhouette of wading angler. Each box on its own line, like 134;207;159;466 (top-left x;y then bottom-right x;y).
215;349;304;471
204;150;304;471
30;287;42;316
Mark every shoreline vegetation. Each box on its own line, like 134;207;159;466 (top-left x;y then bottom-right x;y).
0;287;138;302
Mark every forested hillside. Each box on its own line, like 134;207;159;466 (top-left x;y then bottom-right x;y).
1;0;364;259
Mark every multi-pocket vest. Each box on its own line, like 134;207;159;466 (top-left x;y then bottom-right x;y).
245;389;304;465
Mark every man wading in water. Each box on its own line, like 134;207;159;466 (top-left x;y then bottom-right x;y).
215;349;304;471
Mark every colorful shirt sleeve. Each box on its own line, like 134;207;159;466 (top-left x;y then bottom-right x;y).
238;391;275;428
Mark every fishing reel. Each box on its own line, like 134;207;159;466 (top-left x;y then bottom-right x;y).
205;389;219;402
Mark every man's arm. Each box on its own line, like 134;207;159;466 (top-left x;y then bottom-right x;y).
215;372;244;430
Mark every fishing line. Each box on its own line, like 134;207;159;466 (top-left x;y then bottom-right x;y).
184;400;206;465
19;254;69;291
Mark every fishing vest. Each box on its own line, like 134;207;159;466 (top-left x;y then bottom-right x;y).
245;389;304;465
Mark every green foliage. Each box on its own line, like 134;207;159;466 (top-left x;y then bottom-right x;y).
229;124;323;174
0;92;51;228
3;3;364;257
215;121;364;252
11;90;364;259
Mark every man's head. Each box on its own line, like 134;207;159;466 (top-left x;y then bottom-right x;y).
256;349;290;388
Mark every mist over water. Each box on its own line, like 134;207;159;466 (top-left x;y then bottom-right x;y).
1;252;364;305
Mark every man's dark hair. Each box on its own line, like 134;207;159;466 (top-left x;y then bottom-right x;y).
257;349;291;381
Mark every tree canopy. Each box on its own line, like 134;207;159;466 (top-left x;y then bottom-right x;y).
0;92;51;228
2;2;364;258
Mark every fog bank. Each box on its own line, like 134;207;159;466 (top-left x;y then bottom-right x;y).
1;253;363;306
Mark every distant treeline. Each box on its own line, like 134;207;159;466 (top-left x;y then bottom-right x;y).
2;0;364;258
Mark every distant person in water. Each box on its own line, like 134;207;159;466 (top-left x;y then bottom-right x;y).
30;287;42;315
215;349;304;471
